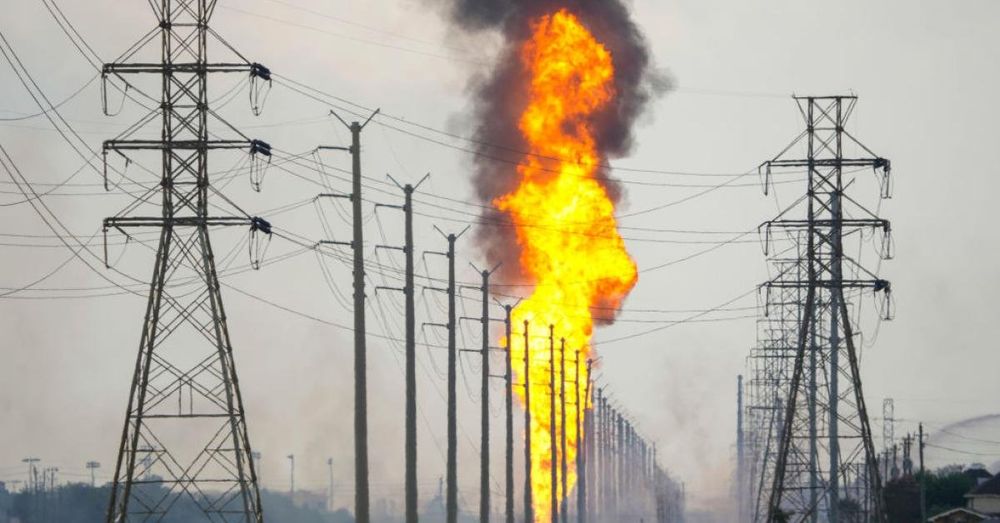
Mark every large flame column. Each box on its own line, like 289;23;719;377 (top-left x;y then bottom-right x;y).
497;10;638;521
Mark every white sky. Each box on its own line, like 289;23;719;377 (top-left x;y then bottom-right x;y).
2;0;999;516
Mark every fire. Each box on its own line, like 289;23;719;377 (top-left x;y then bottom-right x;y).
495;10;638;521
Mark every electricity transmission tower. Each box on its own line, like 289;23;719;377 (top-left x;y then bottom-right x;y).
102;1;271;521
762;96;893;522
747;258;802;521
882;398;895;481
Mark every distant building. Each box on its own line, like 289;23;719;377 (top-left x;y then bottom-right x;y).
928;507;1000;523
967;474;1000;516
928;473;1000;522
965;467;994;488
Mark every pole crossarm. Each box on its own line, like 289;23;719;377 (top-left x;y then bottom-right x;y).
763;279;889;291
763;158;889;170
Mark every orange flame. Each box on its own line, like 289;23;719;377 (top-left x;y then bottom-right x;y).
496;10;638;521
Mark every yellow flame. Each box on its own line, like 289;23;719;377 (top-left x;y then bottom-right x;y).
495;10;638;521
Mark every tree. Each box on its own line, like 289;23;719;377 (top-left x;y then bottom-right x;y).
884;476;920;523
924;468;975;517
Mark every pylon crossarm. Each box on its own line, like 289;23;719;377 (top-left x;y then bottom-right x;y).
104;139;258;151
103;63;255;75
105;216;252;228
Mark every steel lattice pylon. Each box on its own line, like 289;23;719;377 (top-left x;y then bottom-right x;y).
103;1;271;521
758;96;893;523
747;257;805;522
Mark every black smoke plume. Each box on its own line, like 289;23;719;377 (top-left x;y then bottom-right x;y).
434;0;667;285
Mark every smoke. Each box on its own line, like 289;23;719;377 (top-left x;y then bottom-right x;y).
431;0;669;284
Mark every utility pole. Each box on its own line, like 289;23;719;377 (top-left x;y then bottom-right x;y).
919;423;926;523
101;3;270;520
328;458;335;511
404;180;419;523
615;412;628;519
86;461;100;488
425;226;468;523
737;374;745;523
502;304;516;523
22;458;39;492
549;325;559;523
47;467;58;491
446;235;460;523
763;96;893;522
596;392;605;519
375;174;429;523
577;359;591;523
902;433;913;477
252;452;262;484
560;338;569;523
588;386;600;520
461;265;500;523
322;107;379;523
477;267;497;523
480;300;519;523
288;454;295;498
523;321;534;523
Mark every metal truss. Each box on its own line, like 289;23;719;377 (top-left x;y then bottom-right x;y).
755;96;893;523
103;1;271;521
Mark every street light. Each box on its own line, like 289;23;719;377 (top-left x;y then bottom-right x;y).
86;461;101;487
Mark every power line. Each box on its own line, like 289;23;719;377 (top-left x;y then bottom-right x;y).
273;74;801;181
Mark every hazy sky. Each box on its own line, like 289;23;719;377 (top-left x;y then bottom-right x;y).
2;0;999;515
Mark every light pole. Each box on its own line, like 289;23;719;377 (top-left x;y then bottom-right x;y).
287;454;295;500
251;451;262;484
21;458;39;492
328;457;335;511
86;462;101;487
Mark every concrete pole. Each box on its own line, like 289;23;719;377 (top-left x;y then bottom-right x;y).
287;454;295;498
576;359;589;523
919;423;926;523
404;185;418;523
327;458;335;511
349;121;370;523
480;270;491;523
737;374;745;522
504;306;515;523
446;234;458;523
523;321;534;523
559;339;568;523
549;325;558;523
